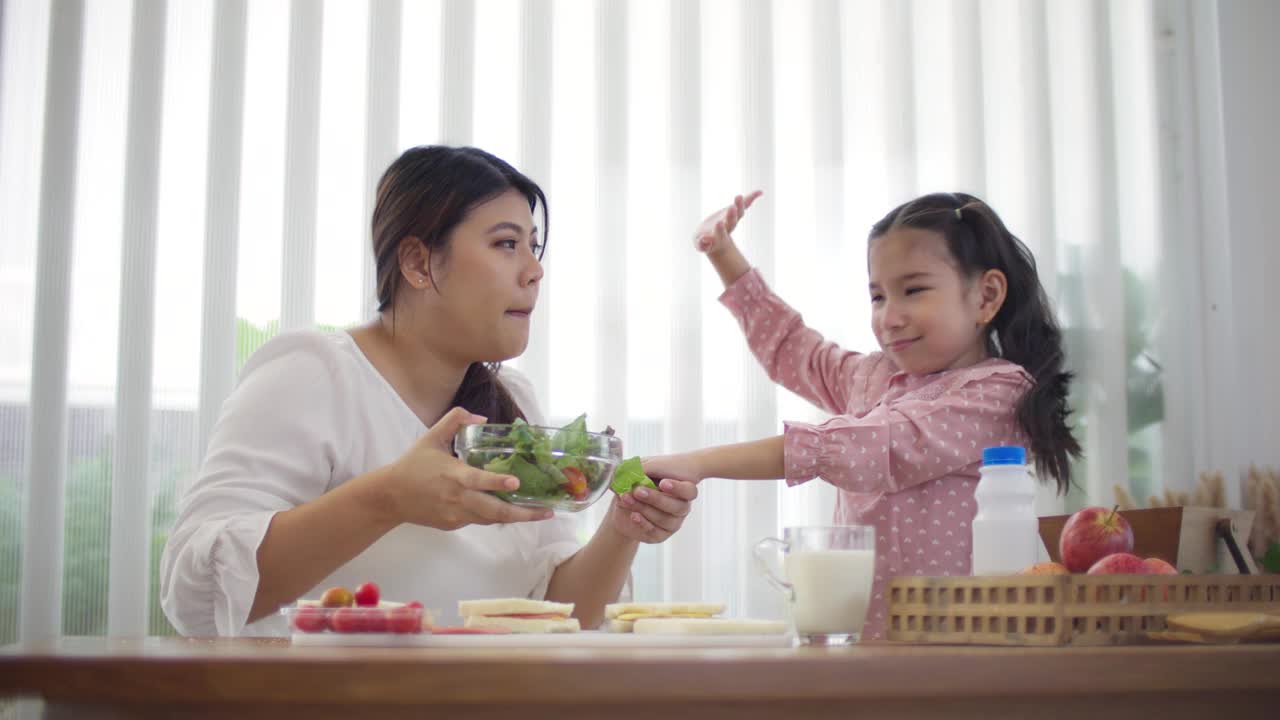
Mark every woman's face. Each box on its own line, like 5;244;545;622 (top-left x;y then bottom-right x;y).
411;189;544;363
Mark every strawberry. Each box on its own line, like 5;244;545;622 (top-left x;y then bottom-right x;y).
353;582;380;607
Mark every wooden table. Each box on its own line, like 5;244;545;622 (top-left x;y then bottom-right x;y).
3;637;1279;719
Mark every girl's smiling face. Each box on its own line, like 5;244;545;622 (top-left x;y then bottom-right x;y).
868;227;1005;375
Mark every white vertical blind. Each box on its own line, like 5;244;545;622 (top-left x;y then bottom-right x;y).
279;0;322;332
516;0;553;400
195;0;247;460
799;0;843;527
952;0;987;195
363;0;401;319
1045;0;1129;505
883;0;917;201
1150;0;1217;500
594;0;628;437
20;0;84;643
1;0;1234;640
107;0;166;637
737;0;780;621
663;0;705;603
439;0;475;146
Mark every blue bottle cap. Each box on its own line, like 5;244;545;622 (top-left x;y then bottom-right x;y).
982;446;1026;466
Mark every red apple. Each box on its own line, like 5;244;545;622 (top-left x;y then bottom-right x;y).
1058;506;1135;572
1142;557;1178;601
1086;552;1147;575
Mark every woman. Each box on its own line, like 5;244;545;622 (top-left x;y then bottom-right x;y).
161;146;696;635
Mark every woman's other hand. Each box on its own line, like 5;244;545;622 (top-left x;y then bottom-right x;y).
607;478;698;545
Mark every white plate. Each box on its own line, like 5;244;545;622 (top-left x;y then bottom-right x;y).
291;629;795;648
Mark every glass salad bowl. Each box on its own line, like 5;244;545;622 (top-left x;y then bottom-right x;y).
453;415;623;512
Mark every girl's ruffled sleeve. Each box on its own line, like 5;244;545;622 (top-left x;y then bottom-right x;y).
783;365;1031;492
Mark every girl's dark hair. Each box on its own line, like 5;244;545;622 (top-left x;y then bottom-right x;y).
371;145;548;424
869;192;1081;493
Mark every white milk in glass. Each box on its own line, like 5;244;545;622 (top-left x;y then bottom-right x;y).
783;549;875;634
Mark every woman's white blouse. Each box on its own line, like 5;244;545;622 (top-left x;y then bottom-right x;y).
159;330;583;636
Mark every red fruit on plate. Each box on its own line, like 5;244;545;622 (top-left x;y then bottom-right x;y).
320;586;354;608
386;606;423;634
1058;506;1135;573
364;609;389;633
329;607;370;633
292;606;327;633
1086;552;1147;575
353;582;381;607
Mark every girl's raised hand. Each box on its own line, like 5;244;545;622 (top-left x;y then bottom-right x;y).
693;191;763;255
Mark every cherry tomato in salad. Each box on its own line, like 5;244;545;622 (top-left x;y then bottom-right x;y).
561;466;589;501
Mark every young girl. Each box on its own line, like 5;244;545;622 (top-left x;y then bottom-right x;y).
161;146;697;635
644;191;1080;641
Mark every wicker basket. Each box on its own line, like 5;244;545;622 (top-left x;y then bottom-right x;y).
887;574;1280;646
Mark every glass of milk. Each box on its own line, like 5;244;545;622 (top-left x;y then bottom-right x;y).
753;525;875;646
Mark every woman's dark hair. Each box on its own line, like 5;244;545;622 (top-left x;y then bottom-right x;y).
869;192;1081;493
371;145;548;424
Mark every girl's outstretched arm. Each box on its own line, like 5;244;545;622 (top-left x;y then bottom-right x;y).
644;366;1033;495
643;435;785;485
694;191;873;415
694;191;762;288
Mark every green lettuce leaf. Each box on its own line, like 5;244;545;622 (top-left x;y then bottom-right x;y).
485;454;561;497
552;413;591;458
611;456;657;495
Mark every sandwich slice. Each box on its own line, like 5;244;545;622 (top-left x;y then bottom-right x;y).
632;617;789;635
603;602;727;633
458;598;580;633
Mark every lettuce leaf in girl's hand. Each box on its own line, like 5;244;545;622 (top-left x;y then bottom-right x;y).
611;456;657;495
